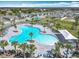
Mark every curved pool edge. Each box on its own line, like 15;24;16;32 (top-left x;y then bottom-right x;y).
1;24;59;46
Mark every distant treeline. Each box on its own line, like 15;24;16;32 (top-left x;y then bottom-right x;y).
0;7;79;14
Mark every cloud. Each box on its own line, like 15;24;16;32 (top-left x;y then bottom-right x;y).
0;1;79;7
69;2;79;7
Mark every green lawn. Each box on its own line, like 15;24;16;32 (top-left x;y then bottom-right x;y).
40;17;79;38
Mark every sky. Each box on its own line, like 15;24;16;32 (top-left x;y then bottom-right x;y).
0;0;79;1
0;1;79;7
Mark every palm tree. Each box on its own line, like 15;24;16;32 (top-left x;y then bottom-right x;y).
29;15;35;27
13;23;17;29
78;31;79;50
43;23;46;33
11;41;18;54
26;44;36;57
53;42;64;57
65;44;73;58
42;22;47;33
13;18;17;29
29;32;33;40
10;18;17;29
45;18;51;27
78;31;79;39
18;43;27;58
76;31;79;50
26;19;29;23
0;40;8;54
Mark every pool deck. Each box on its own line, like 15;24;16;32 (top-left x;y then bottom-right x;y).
2;23;57;42
0;23;75;57
2;27;21;41
0;23;58;57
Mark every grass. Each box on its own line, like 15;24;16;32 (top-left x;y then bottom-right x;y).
40;17;79;38
0;16;79;38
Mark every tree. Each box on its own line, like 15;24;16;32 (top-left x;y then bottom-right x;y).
29;32;33;40
13;18;17;29
43;23;46;33
55;23;61;30
18;43;27;58
74;16;79;30
53;42;64;57
65;44;73;58
76;31;79;50
0;10;6;15
42;22;47;33
32;16;40;24
18;41;36;58
45;18;52;27
0;40;8;54
30;18;35;27
78;31;79;39
71;22;75;30
0;21;4;37
26;19;29;23
26;44;36;57
11;41;18;54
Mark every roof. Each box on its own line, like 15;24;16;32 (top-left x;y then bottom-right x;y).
33;16;41;20
58;29;77;40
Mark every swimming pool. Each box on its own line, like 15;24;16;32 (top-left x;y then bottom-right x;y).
9;25;58;45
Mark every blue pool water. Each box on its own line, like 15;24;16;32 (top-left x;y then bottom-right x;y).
9;26;58;45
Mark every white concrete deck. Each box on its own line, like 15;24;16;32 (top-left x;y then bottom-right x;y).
0;24;58;57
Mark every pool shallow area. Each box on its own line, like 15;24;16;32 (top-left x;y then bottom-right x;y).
9;25;58;45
